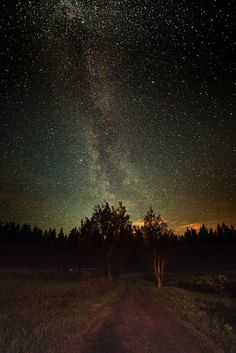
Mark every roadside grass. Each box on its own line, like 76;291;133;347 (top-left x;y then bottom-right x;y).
140;279;236;353
166;272;236;297
0;270;123;353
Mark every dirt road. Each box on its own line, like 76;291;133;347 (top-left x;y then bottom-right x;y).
64;280;222;353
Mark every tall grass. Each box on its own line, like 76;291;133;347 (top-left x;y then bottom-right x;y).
0;270;123;353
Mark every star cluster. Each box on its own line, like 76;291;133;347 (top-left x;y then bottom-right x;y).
0;0;235;233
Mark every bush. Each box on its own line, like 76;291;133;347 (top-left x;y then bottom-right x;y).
169;273;229;295
194;275;227;294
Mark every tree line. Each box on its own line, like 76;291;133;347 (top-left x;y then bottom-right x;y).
0;202;235;287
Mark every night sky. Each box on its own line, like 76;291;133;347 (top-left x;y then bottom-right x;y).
1;0;235;234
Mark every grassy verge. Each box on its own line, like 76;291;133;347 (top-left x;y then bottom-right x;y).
0;270;123;353
140;280;236;353
166;271;236;297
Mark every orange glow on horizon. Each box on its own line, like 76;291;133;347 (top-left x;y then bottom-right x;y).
133;220;144;228
185;223;202;231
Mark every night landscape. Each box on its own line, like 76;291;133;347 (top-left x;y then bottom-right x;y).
1;1;236;352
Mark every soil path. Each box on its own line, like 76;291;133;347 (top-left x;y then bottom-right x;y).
64;280;222;353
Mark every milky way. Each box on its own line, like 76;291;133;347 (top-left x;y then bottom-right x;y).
1;0;235;233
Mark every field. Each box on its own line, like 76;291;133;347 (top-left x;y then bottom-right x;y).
0;269;236;353
0;269;123;353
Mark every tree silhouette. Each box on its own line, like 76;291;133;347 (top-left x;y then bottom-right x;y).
0;205;235;274
43;228;56;246
67;227;79;248
89;202;131;281
198;224;209;241
56;227;66;247
144;208;170;288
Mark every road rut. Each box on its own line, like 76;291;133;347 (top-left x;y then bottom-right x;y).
64;281;222;353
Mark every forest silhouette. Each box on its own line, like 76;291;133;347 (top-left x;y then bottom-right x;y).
0;202;235;286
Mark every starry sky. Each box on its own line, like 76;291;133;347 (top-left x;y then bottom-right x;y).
1;0;235;234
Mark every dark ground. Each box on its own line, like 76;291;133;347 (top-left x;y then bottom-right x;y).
62;280;223;353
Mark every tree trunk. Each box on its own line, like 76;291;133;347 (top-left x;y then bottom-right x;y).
153;258;162;288
153;257;165;288
107;269;113;282
160;259;165;287
106;245;113;282
157;259;162;288
154;258;158;286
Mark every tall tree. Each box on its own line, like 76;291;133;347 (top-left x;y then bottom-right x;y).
57;227;66;246
198;224;209;241
144;208;170;288
67;227;79;248
90;202;132;281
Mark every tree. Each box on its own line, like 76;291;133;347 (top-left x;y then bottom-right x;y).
89;202;132;281
56;227;66;246
32;225;43;245
20;223;32;244
198;224;209;241
43;228;56;246
144;208;170;288
184;227;192;242
67;227;79;248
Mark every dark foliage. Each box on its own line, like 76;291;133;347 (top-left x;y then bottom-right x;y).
0;204;235;273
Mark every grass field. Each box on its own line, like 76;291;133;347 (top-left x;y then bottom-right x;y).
1;269;236;353
0;269;123;353
141;277;236;353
